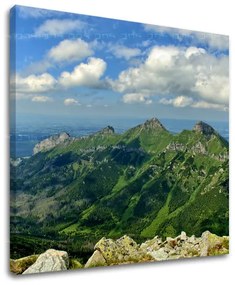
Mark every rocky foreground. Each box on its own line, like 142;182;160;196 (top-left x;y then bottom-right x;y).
10;231;229;274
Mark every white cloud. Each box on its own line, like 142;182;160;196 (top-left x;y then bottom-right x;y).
32;96;53;102
185;47;206;58
111;45;229;110
160;96;193;107
48;39;93;63
24;38;94;74
193;74;229;105
35;19;87;36
196;33;229;50
64;98;80;106
160;96;227;111
59;57;107;88
122;93;152;104
108;44;142;60
143;24;229;50
191;100;227;111
144;24;192;38
13;56;107;98
15;73;57;93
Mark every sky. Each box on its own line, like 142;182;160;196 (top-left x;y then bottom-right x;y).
10;5;229;124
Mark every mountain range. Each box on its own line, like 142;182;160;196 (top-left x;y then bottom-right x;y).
10;118;229;260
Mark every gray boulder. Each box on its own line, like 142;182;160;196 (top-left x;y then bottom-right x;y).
85;235;153;268
22;249;69;274
199;231;229;256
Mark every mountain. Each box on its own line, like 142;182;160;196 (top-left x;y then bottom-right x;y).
10;118;229;260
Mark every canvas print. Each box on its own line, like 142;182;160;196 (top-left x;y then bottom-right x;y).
10;5;229;275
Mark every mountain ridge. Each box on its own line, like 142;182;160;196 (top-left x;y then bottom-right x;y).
10;118;229;260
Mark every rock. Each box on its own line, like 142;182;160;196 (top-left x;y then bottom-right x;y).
188;235;196;243
180;231;187;241
94;235;153;265
22;249;69;274
166;142;185;152
199;231;229;256
10;157;22;167
33;132;70;154
140;236;162;252
143;118;166;131
150;248;168;261
10;255;39;274
97;126;115;135
193;121;215;136
191;142;207;155
166;237;178;248
85;250;107;268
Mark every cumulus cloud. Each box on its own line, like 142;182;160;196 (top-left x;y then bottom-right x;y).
111;45;228;110
14;56;107;97
64;98;80;106
122;93;152;104
24;38;94;74
59;57;107;88
15;73;57;93
35;19;87;36
108;44;142;60
32;96;53;102
48;39;93;63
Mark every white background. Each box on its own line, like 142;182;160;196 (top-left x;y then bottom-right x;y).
0;0;234;284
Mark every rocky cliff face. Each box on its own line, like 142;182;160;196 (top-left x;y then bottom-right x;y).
33;132;70;155
193;121;216;136
10;231;229;274
143;117;166;131
96;126;115;135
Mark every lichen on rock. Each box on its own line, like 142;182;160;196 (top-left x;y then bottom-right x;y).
10;255;39;274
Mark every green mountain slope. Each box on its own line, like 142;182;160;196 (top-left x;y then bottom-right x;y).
10;118;229;258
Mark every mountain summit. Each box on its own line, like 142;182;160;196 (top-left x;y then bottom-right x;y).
97;126;115;135
143;118;166;131
193;121;216;136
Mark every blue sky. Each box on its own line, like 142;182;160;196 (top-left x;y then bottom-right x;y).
10;5;229;123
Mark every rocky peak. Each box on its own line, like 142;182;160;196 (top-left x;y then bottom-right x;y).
193;121;215;136
143;117;166;131
98;125;115;135
33;132;70;155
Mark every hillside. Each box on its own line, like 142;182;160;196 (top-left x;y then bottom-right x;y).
10;118;229;259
